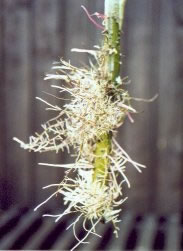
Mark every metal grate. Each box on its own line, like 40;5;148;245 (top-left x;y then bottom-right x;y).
0;207;182;250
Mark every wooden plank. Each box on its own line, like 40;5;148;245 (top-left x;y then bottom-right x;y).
63;0;90;65
173;1;183;212
156;0;182;213
107;211;135;250
121;0;155;212
51;225;72;250
165;213;180;250
0;0;7;209
4;0;33;207
79;223;107;250
152;222;166;250
146;0;161;212
51;216;83;250
135;215;157;250
173;0;183;24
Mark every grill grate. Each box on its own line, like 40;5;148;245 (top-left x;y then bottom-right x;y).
0;207;182;250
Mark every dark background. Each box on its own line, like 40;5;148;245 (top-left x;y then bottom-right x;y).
0;0;182;215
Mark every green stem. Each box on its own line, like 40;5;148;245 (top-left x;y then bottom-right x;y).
93;0;127;183
92;132;112;185
104;0;126;83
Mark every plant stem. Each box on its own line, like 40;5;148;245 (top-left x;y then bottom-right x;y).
92;132;112;184
93;0;127;183
104;0;126;83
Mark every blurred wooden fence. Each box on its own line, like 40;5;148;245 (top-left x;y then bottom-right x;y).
0;0;182;214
